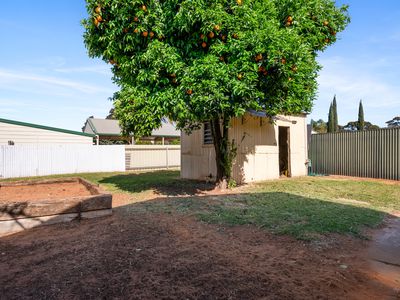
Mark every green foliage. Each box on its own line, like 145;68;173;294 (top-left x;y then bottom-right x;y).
332;95;338;131
327;103;335;133
343;121;379;131
310;118;327;133
357;100;364;131
169;138;181;145
82;0;349;137
386;116;400;128
227;178;237;189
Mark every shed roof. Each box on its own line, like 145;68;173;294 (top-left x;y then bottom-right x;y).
0;117;95;138
86;118;180;137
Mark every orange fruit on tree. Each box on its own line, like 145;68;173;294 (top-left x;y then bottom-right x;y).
96;15;103;22
201;42;207;48
93;18;99;27
237;0;243;5
134;28;139;33
291;65;297;72
219;56;225;61
149;31;155;38
258;66;265;72
237;73;243;80
208;32;215;39
221;34;227;41
142;31;148;37
214;25;221;31
186;89;193;95
141;5;147;11
133;16;139;22
232;33;238;39
94;6;101;14
200;33;205;39
287;16;293;22
323;20;329;26
281;57;287;64
286;21;292;27
255;53;263;61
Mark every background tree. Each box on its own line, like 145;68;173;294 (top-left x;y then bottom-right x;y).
332;95;338;132
327;103;335;133
386;116;400;128
357;100;364;131
343;121;379;131
83;0;349;187
106;108;116;119
310;119;327;133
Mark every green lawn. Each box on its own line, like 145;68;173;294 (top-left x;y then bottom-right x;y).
2;171;399;240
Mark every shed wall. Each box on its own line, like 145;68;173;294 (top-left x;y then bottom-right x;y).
0;122;93;145
181;114;307;183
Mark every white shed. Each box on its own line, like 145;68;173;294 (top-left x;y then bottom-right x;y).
181;112;308;184
0;118;95;145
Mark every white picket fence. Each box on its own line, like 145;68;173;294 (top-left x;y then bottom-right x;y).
0;145;125;179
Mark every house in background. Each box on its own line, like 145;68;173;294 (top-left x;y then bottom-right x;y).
82;117;180;145
181;111;308;184
0;117;95;145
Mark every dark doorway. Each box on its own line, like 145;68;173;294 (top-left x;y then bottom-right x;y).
278;126;291;177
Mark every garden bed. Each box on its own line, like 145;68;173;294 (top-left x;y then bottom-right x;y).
0;178;112;235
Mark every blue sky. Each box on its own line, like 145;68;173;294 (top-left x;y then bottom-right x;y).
0;1;399;131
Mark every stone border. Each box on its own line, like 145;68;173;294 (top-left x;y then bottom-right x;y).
0;178;112;236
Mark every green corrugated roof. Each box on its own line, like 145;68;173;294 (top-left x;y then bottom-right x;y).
0;117;95;138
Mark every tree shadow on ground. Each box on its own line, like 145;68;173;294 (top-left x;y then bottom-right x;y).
98;170;215;196
0;190;398;299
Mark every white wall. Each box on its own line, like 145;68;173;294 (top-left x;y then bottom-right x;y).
181;114;308;183
0;145;125;179
0;122;93;145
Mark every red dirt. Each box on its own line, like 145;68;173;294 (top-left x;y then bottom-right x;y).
0;197;397;299
0;182;92;202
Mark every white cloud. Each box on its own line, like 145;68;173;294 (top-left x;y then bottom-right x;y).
54;65;111;75
313;56;400;126
0;69;115;95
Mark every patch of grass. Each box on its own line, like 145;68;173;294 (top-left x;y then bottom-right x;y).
253;177;400;211
3;172;398;240
197;192;384;240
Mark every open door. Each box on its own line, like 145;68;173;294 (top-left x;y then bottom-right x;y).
278;126;291;177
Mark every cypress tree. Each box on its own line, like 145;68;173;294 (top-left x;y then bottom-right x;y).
332;95;338;132
328;103;335;133
358;100;365;131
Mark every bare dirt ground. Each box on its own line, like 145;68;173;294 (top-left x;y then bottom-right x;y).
0;182;92;202
0;194;398;300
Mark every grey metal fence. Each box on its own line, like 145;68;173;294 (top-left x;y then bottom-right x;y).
309;128;400;180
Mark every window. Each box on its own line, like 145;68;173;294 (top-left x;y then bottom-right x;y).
203;122;213;145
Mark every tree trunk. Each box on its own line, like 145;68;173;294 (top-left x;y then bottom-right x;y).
210;116;231;189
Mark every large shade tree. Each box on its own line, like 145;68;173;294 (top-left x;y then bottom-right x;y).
83;0;349;187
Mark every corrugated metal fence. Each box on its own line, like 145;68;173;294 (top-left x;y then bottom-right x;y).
0;145;126;179
309;128;400;180
125;145;181;170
